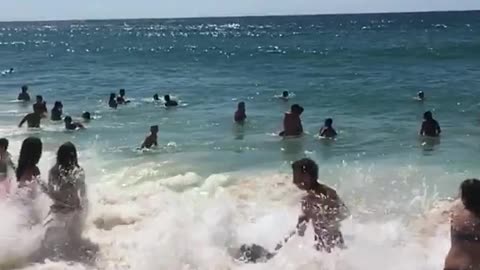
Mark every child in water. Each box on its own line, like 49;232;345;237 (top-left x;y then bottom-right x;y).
141;125;159;149
319;118;337;138
234;102;247;124
292;158;349;252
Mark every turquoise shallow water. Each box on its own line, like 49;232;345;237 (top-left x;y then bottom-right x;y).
0;11;480;269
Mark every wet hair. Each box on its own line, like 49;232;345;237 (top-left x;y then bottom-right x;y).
282;91;289;97
164;95;171;102
461;179;480;216
150;125;159;133
16;137;42;180
21;85;28;92
424;111;433;120
56;142;79;170
0;138;8;150
325;118;333;127
109;93;116;100
82;112;91;120
119;89;125;95
238;102;245;109
36;95;43;102
53;101;63;109
153;94;159;100
291;104;304;114
292;158;318;180
418;91;424;98
64;116;72;123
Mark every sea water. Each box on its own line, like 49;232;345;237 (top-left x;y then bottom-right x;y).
0;11;479;269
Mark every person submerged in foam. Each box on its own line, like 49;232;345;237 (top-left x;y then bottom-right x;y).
292;158;349;252
279;104;304;137
39;142;95;258
51;101;63;121
164;95;178;107
18;85;31;102
116;89;130;105
33;95;48;117
420;111;441;137
64;116;85;131
234;102;247;124
319;118;337;138
444;179;480;270
141;125;159;149
19;110;42;128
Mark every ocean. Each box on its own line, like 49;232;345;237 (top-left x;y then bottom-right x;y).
0;10;479;269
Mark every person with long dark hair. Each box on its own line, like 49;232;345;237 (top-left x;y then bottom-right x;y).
16;137;42;186
444;179;480;270
51;101;63;121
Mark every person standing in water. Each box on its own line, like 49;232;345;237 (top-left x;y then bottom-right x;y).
0;138;14;197
117;89;130;104
40;142;89;253
109;93;118;109
16;137;42;187
64;116;85;131
51;101;63;121
234;102;247;124
292;158;349;252
141;125;159;149
279;104;304;137
420;111;441;137
33;95;48;117
320;118;337;138
444;179;480;270
18;85;31;102
19;111;42;128
164;95;178;107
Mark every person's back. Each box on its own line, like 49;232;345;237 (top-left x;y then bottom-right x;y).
445;179;480;270
320;118;337;138
281;104;304;137
421;111;441;137
234;102;246;123
51;101;63;121
19;112;41;128
141;125;159;149
18;86;30;102
33;96;48;116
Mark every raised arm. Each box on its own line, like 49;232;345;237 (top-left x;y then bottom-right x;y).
18;115;28;127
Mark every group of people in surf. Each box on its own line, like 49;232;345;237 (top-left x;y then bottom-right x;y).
17;85;90;130
0;136;93;260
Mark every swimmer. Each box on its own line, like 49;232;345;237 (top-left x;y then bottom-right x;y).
444;179;480;270
320;118;337;138
234;102;247;124
141;125;159;149
416;91;425;101
51;101;63;121
420;111;441;137
116;89;130;104
16;137;42;186
164;95;178;107
0;138;15;175
17;85;31;102
81;112;91;121
279;104;304;137
19;111;41;128
40;142;88;247
292;158;349;252
153;94;160;101
33;95;48;117
280;91;289;101
64;116;85;131
109;93;118;109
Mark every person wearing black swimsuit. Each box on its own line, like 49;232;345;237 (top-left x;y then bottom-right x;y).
444;179;480;270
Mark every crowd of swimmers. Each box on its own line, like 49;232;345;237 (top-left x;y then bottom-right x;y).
3;85;476;268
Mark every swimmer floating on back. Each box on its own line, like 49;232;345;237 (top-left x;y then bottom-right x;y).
320;118;337;138
234;102;247;124
141;125;159;149
279;104;304;137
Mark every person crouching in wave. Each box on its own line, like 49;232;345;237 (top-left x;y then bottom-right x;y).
39;142;97;260
292;158;349;252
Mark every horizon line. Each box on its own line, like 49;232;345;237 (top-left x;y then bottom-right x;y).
0;9;479;23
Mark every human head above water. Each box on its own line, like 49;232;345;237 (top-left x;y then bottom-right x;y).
119;89;125;96
16;137;42;180
36;95;43;103
238;102;245;110
153;94;159;100
424;111;433;120
282;91;289;98
461;179;480;215
418;91;425;99
82;112;91;120
0;138;8;152
325;118;333;127
54;101;63;109
150;125;159;134
64;116;72;124
21;85;28;93
292;158;319;191
291;104;304;115
110;93;116;100
57;142;79;169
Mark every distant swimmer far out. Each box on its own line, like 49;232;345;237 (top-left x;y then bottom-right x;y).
51;101;63;121
109;93;118;109
141;125;159;149
33;95;48;117
164;95;178;107
234;102;247;124
117;89;130;104
64;116;85;131
444;179;480;270
279;104;304;137
19;111;42;128
417;91;425;101
320;118;337;138
280;91;289;101
18;85;31;102
292;158;349;252
420;111;441;137
82;112;91;121
153;94;160;101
